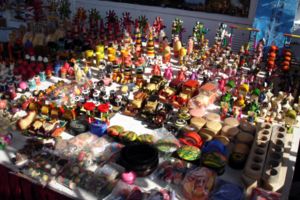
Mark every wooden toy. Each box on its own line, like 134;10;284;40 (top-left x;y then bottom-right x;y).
193;22;208;46
262;126;286;191
173;35;182;58
17;111;37;131
172;79;199;109
189;82;218;117
171;18;184;42
182;167;215;200
242;123;272;191
163;64;173;81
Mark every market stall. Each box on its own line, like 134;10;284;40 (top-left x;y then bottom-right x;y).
0;2;300;200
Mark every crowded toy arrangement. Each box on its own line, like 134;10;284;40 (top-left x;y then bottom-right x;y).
0;3;299;200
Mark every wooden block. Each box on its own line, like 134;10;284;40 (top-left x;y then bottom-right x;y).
242;123;272;188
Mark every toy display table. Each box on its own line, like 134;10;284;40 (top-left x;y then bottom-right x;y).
0;77;299;200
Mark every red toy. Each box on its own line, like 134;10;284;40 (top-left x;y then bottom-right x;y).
281;49;292;71
267;45;278;72
171;80;199;108
151;64;161;76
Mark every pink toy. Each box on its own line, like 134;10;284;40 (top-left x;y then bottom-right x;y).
19;81;28;90
188;82;218;117
102;76;112;86
63;62;71;71
0;100;7;110
122;171;136;185
190;71;198;80
218;77;226;94
163;64;173;80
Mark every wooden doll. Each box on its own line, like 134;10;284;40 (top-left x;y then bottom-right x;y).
187;36;194;55
173;35;182;58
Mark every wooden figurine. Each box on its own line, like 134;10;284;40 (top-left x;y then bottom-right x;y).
173;35;182;58
179;47;187;65
151;63;161;76
121;67;132;85
147;30;155;58
187;36;194;55
163;64;173;81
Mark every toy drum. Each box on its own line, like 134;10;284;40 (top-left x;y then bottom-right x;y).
82;89;90;101
93;91;100;101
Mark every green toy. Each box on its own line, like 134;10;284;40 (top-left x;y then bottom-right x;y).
193;22;208;44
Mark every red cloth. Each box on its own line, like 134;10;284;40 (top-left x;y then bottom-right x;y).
0;165;11;200
0;165;72;200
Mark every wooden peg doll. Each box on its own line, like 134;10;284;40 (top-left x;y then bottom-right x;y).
187;36;194;55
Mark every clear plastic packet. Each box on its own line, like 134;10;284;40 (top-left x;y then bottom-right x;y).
90;135;113;158
153;159;188;186
67;132;98;149
22;151;68;186
181;167;216;200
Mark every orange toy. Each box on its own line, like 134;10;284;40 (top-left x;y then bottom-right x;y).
281;50;292;71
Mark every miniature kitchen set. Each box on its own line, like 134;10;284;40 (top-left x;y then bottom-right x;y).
0;1;300;200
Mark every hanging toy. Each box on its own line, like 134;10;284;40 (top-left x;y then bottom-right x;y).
267;45;278;72
281;49;292;71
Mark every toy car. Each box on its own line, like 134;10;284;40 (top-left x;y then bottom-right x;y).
150;103;173;128
188;82;218;117
158;86;177;103
171;80;199;109
123;91;148;116
144;75;166;94
169;78;183;89
140;95;159;119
